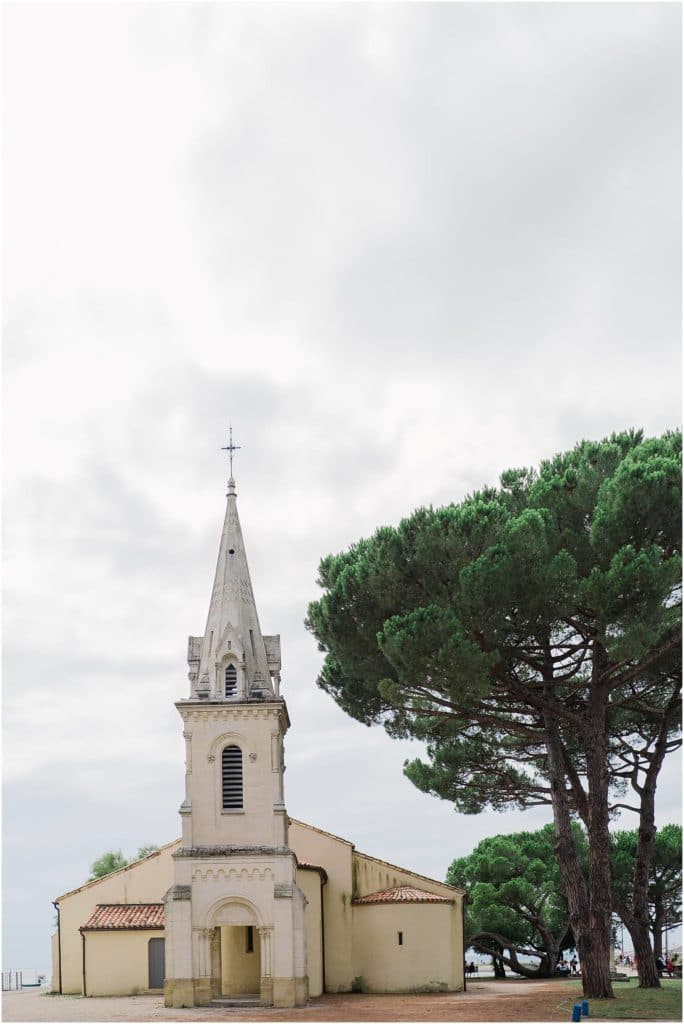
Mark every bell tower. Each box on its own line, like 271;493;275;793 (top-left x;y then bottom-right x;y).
163;456;308;1009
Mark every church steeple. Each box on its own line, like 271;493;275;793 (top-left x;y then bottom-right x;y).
165;446;304;1010
187;472;281;701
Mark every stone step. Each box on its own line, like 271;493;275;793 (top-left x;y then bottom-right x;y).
212;996;262;1007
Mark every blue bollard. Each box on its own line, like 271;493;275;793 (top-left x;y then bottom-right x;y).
582;1000;589;1016
572;1004;582;1022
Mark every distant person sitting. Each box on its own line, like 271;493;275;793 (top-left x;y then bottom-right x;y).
556;959;571;976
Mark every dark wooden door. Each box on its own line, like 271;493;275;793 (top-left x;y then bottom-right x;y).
148;937;165;989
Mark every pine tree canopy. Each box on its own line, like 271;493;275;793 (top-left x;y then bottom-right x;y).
447;824;582;976
88;849;129;880
306;429;681;815
307;428;681;997
612;824;682;947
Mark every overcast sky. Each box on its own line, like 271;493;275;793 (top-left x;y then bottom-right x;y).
3;2;681;974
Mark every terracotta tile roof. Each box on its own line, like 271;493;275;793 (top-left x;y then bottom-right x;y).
82;904;165;930
353;885;453;906
296;861;328;882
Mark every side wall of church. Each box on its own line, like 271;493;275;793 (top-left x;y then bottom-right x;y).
83;930;165;996
288;822;354;992
296;869;323;997
352;904;459;992
352;852;464;992
352;851;460;901
54;842;180;994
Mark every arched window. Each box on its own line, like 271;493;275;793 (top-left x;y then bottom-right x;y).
225;664;237;697
222;745;243;809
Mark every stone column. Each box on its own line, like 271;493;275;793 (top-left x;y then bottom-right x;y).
294;885;309;1006
210;928;222;999
258;926;274;1006
163;887;194;1009
271;734;285;808
192;928;213;1005
183;731;192;773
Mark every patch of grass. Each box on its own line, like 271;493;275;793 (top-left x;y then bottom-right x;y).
559;979;682;1020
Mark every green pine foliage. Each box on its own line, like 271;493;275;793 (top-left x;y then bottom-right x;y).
307;428;680;812
88;849;129;880
447;824;583;976
612;825;682;955
307;429;681;996
87;844;160;881
135;844;160;860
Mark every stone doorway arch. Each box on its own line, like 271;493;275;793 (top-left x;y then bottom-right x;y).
207;897;273;1005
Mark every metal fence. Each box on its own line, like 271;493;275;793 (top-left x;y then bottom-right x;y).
1;971;23;991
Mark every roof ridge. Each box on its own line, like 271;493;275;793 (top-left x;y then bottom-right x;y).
363;883;441;894
353;847;463;894
94;902;164;907
353;884;453;906
288;817;354;847
55;838;182;902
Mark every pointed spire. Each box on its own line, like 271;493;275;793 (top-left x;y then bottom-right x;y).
191;471;276;701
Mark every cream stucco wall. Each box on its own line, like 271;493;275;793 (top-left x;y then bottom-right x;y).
51;932;60;993
352;849;464;993
296;868;323;997
288;820;465;996
54;841;180;994
353;851;459;901
83;930;165;996
352;904;460;993
53;823;464;999
178;703;288;850
220;925;261;994
289;821;354;992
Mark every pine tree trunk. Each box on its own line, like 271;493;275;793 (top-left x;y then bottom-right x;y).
652;910;665;960
615;688;677;989
471;934;557;978
617;902;661;990
583;678;615;1000
493;955;506;978
631;919;661;988
543;694;613;999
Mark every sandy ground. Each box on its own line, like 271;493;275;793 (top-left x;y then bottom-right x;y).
2;980;583;1023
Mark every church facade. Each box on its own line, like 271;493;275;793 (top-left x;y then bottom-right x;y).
51;472;464;1006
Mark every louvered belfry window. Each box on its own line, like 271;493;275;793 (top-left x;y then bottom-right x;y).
222;745;243;809
225;664;237;697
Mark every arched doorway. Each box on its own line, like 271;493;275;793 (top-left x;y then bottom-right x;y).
208;898;266;1003
220;925;260;996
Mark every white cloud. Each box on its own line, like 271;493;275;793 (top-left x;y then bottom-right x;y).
3;1;680;971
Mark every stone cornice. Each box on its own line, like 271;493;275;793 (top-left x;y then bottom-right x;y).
175;699;290;730
172;845;295;859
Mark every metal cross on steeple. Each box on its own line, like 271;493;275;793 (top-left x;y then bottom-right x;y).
221;426;242;477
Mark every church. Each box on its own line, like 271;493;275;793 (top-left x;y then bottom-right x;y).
51;464;464;1008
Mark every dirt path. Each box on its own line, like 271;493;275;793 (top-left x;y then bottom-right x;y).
3;980;581;1022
